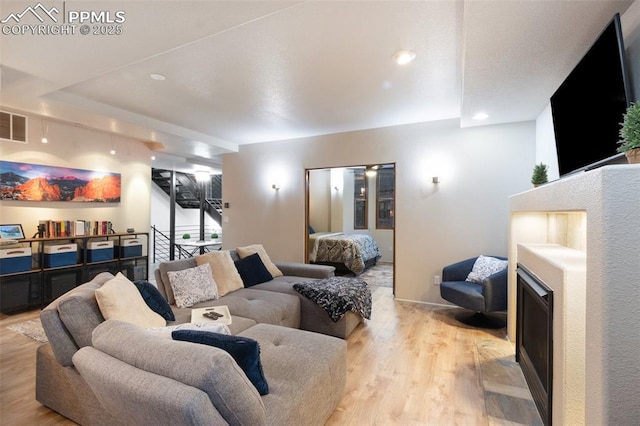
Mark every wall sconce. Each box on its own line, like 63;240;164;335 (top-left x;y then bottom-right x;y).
41;118;48;143
272;183;280;190
432;176;440;184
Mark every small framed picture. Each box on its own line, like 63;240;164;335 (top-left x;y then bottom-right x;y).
0;224;25;240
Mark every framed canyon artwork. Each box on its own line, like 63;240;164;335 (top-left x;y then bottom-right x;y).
0;161;121;202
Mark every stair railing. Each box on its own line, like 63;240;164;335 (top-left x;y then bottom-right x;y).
151;225;221;263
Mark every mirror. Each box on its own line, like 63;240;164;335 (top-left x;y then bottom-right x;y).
305;164;395;293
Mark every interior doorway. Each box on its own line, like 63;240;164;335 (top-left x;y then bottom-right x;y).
305;164;395;294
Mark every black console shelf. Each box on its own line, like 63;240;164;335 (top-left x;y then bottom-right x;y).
0;232;149;314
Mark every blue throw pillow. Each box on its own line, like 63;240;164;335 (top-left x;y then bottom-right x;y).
308;225;316;234
234;253;273;287
171;330;269;395
133;280;175;321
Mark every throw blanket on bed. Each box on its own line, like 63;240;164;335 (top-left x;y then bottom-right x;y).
310;232;381;275
293;277;372;322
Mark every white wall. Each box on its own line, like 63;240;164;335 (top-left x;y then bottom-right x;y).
150;183;221;233
535;104;560;180
221;118;535;304
341;169;355;231
623;0;640;101
308;169;331;232
330;168;344;232
0;111;152;238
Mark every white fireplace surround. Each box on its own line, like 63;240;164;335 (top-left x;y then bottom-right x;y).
508;164;640;426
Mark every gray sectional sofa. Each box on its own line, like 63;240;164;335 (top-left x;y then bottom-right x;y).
37;253;360;425
154;253;364;339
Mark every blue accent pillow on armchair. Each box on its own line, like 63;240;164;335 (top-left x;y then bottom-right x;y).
171;330;269;395
133;280;175;321
234;253;273;287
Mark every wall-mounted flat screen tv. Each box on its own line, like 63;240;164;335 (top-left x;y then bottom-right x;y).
551;13;632;177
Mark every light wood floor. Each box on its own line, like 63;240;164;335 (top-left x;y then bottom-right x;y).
0;286;541;425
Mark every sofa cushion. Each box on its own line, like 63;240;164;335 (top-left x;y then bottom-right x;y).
195;250;244;296
73;346;226;425
57;294;105;349
50;280;107;366
172;330;269;395
235;253;273;287
217;288;301;329
91;320;267;425
133;280;175;321
236;244;283;278
95;273;166;328
251;276;363;338
239;323;347;425
167;263;218;308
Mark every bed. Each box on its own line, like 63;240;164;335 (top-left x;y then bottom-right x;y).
309;232;381;275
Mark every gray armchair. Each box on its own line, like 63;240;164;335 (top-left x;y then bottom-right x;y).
439;256;508;328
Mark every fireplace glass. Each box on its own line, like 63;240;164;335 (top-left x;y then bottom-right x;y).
516;265;553;426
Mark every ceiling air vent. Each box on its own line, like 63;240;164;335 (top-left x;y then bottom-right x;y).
0;111;28;143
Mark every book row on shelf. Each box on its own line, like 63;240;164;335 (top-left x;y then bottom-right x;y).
38;220;114;238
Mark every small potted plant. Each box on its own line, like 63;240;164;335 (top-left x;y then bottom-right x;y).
618;102;640;164
182;233;191;240
531;163;549;187
211;232;219;239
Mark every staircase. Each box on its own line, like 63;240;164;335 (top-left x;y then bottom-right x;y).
151;168;222;224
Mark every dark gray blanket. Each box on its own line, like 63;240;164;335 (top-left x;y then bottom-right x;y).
293;277;372;322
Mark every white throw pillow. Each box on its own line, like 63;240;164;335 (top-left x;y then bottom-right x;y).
195;250;244;296
167;263;219;308
145;322;231;339
95;272;166;328
465;255;508;283
236;244;283;278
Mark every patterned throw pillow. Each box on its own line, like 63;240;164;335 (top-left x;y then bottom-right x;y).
466;255;508;283
167;263;219;308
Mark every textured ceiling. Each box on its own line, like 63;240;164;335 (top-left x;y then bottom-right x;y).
0;0;635;171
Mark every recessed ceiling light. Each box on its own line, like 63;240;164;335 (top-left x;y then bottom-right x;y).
150;73;166;81
393;49;416;65
472;112;489;121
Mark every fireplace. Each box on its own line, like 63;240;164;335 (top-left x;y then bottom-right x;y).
516;265;553;426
